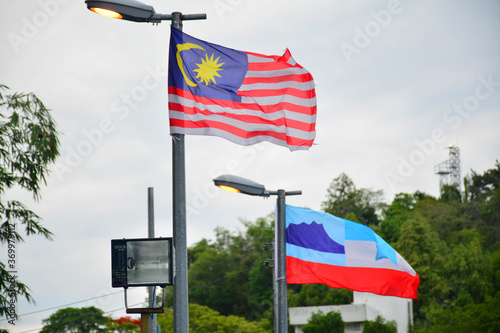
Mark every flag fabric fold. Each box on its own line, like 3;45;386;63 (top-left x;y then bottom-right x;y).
168;27;317;151
286;205;420;299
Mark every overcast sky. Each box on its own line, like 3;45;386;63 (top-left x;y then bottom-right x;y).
1;0;499;332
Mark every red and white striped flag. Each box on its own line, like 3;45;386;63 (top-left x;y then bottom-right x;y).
168;28;317;151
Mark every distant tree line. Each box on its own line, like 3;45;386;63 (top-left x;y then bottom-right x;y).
178;162;500;332
38;162;500;332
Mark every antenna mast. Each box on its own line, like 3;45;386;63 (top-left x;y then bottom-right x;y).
434;145;461;192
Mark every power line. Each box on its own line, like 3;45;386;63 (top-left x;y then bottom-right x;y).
17;301;146;333
103;301;146;315
0;290;124;321
18;328;40;333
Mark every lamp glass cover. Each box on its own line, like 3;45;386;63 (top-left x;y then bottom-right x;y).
90;7;123;19
126;239;171;286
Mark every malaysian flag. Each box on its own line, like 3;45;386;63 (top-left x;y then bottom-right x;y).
168;28;317;151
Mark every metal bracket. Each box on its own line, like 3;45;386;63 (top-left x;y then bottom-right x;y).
124;287;166;314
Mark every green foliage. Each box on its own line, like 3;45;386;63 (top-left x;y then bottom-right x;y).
423;292;500;333
157;303;270;333
321;173;385;225
363;315;397;333
442;229;493;304
464;161;500;249
396;213;449;320
0;85;59;321
395;163;500;329
440;184;462;202
379;191;432;244
288;284;352;307
413;198;469;247
0;85;60;198
186;215;274;324
302;310;344;333
492;248;500;292
40;307;108;333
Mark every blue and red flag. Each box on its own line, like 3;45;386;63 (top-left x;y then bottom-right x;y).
286;205;420;299
168;27;317;151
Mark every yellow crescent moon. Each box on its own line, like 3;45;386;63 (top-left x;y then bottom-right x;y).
176;43;205;87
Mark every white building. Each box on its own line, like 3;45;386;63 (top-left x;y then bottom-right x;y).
289;291;413;333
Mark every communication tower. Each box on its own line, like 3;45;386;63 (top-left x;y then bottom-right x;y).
434;145;461;191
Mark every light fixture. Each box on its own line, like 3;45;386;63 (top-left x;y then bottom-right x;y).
111;237;173;288
85;0;166;23
213;174;271;197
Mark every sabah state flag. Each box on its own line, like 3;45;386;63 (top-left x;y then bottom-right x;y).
286;205;420;299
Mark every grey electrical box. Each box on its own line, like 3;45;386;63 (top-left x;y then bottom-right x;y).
112;238;173;288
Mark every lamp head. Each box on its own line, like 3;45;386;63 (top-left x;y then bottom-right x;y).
85;0;156;22
213;175;269;197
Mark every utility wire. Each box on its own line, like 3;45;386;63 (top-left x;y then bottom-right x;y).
17;301;146;333
0;290;124;321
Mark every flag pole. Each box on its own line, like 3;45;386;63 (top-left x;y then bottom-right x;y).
276;190;287;333
148;187;157;333
171;12;206;333
276;190;301;333
171;13;189;333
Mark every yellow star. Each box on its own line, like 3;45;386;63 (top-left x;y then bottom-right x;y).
194;53;224;85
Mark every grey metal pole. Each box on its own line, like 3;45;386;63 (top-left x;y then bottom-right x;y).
171;13;189;333
170;12;206;333
273;242;278;333
148;187;157;333
276;190;287;333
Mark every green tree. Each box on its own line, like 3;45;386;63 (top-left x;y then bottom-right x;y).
321;173;385;225
424;292;500;333
492;248;500;292
40;307;108;333
440;184;462;202
442;229;493;305
288;284;352;307
301;310;344;333
464;161;500;249
396;213;449;323
157;303;270;333
415;196;469;247
0;85;59;320
379;191;431;244
187;215;274;323
362;315;397;333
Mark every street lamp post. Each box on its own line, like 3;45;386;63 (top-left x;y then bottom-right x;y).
213;175;301;333
84;2;206;332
